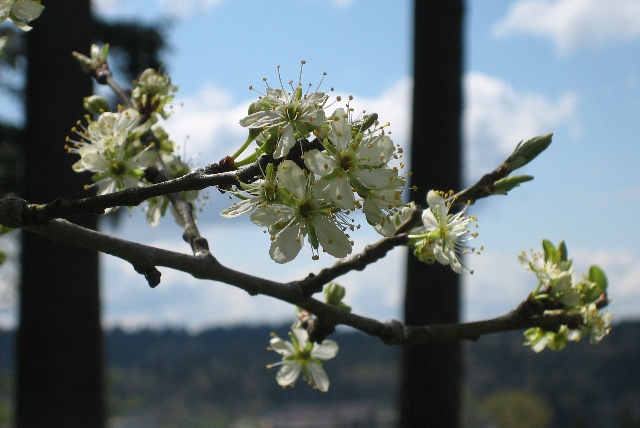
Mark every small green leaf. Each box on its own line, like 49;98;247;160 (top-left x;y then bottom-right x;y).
0;250;6;265
542;239;558;263
588;265;608;294
557;240;568;262
492;175;534;195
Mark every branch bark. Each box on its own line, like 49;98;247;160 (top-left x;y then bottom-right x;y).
17;217;582;347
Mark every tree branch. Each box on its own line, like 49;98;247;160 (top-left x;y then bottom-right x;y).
18;218;582;346
0;161;262;226
297;206;423;296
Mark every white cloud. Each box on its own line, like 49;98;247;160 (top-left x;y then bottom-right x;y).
463;71;578;179
463;248;531;321
162;84;249;166
493;0;640;53
351;76;412;146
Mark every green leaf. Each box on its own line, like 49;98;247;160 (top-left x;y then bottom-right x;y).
492;175;534;195
588;265;608;294
557;240;568;262
542;239;558;263
0;250;6;266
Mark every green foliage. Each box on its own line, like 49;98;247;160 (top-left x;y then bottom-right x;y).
483;389;554;428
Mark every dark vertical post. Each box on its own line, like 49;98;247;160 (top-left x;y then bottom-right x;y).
17;1;103;426
400;1;464;427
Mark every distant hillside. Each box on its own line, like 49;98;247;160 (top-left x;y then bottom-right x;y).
0;321;638;427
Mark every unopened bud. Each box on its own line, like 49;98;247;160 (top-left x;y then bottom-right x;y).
506;133;553;171
83;95;110;115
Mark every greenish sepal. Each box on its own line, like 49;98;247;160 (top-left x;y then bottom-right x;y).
308;222;319;250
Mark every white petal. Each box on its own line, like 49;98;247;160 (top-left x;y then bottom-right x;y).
357;134;394;166
311;340;338;360
277;160;307;200
307;362;330;392
356;167;397;189
291;328;309;347
145;202;162;227
328;108;351;151
362;197;384;226
374;217;398;237
220;199;256;218
274;122;296;158
239;110;278;128
269;336;295;357
276;362;301;387
319;176;355;210
250;205;293;227
426;190;448;217
421;210;440;230
270;222;304;263
9;1;44;22
313;215;352;259
95;178;118;196
303;149;337;176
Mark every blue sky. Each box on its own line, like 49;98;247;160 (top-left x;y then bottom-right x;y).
2;0;639;329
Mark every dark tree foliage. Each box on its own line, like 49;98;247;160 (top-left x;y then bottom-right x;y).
401;1;465;427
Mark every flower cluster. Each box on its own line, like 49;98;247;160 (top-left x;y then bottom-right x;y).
520;240;611;352
68;45;196;225
0;0;43;31
226;70;406;263
66;108;154;197
385;190;482;273
267;324;339;392
66;106;194;224
239;66;329;159
223;160;354;263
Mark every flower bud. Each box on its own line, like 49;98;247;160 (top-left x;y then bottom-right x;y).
83;95;110;115
324;282;351;312
506;133;553;171
72;44;109;74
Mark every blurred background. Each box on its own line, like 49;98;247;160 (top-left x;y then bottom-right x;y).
0;0;639;426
